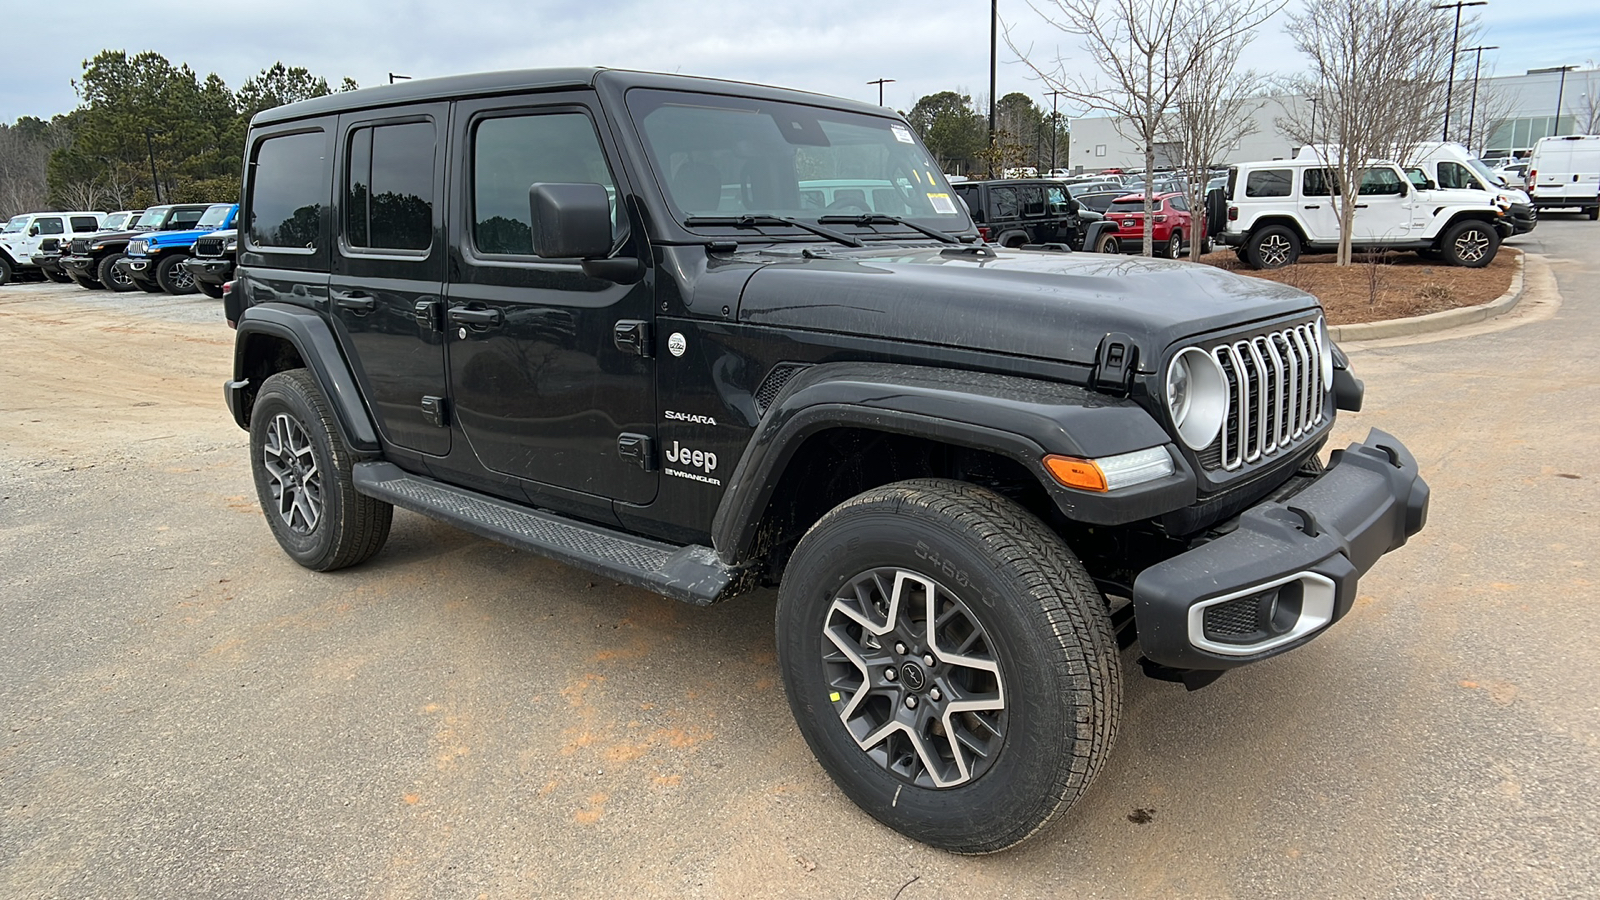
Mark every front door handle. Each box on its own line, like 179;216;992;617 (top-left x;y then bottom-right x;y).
333;291;376;312
1303;204;1321;209
447;306;502;327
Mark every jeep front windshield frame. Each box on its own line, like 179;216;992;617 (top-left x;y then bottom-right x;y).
134;207;172;229
625;88;970;237
2;216;25;233
196;205;233;229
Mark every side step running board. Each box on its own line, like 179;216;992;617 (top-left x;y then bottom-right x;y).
352;462;741;605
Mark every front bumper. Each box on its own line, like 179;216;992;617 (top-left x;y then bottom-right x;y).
182;257;234;285
1506;203;1537;235
114;256;157;286
1132;428;1428;670
60;255;97;275
30;253;63;272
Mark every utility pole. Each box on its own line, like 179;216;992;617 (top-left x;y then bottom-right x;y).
988;0;998;139
867;78;895;107
1432;0;1486;142
143;128;160;203
1528;65;1579;139
1462;45;1498;152
1047;89;1067;172
388;73;411;84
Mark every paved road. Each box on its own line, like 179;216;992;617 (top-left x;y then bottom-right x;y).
2;220;1596;899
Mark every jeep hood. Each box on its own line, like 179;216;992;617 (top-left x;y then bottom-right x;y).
734;246;1320;367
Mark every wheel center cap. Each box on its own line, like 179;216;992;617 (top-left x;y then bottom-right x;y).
900;662;927;691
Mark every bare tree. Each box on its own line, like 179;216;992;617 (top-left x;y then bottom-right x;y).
1284;0;1456;265
1162;26;1269;259
1571;70;1600;136
1011;0;1284;255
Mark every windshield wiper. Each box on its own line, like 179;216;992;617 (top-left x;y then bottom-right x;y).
816;213;961;244
683;215;864;248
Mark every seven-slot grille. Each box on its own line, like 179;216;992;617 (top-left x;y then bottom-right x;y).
1207;322;1325;471
193;236;225;257
70;238;90;254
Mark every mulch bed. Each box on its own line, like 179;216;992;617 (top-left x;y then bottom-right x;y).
1198;246;1520;326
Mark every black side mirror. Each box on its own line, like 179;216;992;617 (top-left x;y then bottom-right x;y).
27;225;39;236
529;182;614;260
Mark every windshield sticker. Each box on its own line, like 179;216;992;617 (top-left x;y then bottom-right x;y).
891;125;915;144
927;193;957;215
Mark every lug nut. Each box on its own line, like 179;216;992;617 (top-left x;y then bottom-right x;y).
922;654;935;667
884;667;897;681
930;688;942;701
895;642;906;654
905;696;917;709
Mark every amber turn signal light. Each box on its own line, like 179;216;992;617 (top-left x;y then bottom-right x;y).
1043;455;1108;492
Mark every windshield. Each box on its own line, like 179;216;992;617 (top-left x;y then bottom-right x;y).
626;89;968;233
197;204;232;228
102;212;130;230
1465;157;1500;188
2;216;25;233
134;206;171;229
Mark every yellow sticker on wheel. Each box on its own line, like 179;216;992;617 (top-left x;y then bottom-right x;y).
829;691;841;702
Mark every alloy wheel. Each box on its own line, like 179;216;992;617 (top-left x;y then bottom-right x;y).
262;411;323;535
1453;229;1489;263
820;567;1007;789
1260;234;1291;267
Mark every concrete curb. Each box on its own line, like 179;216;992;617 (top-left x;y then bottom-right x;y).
1327;250;1526;342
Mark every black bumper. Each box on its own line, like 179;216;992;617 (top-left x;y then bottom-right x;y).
1132;429;1428;670
182;257;234;285
114;256;157;287
1506;203;1537;235
59;255;98;276
1217;230;1245;247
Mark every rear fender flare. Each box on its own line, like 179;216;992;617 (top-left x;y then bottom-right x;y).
230;303;379;452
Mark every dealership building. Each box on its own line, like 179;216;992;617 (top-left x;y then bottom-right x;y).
1066;66;1598;171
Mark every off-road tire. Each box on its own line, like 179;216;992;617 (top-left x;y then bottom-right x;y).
1439;219;1499;268
1587;205;1598;221
249;368;392;571
1246;224;1301;269
68;271;103;289
0;256;12;285
197;280;224;299
155;253;197;295
43;268;71;283
98;254;137;292
777;478;1121;854
1093;232;1120;254
1164;231;1184;259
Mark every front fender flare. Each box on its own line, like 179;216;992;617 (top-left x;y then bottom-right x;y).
709;362;1195;565
228;303;380;452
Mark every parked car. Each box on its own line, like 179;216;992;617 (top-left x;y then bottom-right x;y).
952;178;1118;251
1071;188;1129;213
182;228;237;298
59;205;209;291
116;203;238;294
1401;141;1536;236
0;210;106;285
1492;160;1529;190
1104;191;1208;259
1526;134;1600;218
226;66;1427;854
1220;158;1506;268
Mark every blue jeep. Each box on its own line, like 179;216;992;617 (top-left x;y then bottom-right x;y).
116;203;238;295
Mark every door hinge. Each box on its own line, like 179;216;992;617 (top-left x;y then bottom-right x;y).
613;320;654;357
616;433;657;470
1093;332;1138;395
421;395;449;427
414;299;443;332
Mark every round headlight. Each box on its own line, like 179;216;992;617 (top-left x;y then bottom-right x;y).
1167;347;1227;450
1317;317;1334;389
224;236;238;252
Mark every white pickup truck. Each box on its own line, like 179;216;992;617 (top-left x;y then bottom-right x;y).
1218;158;1507;269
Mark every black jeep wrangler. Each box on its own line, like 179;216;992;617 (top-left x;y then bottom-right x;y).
952;178;1119;252
225;68;1428;854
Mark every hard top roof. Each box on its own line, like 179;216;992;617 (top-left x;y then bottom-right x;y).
251;67;891;127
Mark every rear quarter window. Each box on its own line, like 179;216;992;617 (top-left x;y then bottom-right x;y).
248;130;331;252
1244;169;1292;198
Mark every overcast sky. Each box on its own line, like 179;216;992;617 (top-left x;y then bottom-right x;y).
5;0;1596;125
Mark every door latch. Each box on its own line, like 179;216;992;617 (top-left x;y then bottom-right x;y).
613;320;654;357
616;433;657;470
414;299;443;332
420;395;449;428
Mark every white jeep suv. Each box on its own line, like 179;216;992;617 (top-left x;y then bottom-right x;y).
1219;159;1506;269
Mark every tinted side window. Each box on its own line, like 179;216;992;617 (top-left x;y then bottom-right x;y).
990;186;1020;219
249;130;329;250
472;112;616;257
1358;167;1405;196
346;121;435;251
1169;195;1189;211
1438;161;1476;189
70;216;100;232
1303;168;1339;196
35;217;64;235
1019;186;1045;216
954;185;982;221
1046;185;1068;213
1245;169;1292;198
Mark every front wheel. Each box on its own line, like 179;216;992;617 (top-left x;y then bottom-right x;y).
98;254;137;292
44;268;71;283
249;369;393;571
0;257;12;285
777;479;1121;853
196;280;224;299
1440;220;1499;268
155;253;197;294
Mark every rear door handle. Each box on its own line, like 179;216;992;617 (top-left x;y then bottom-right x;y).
1303;204;1321;209
333;291;376;312
447;306;502;327
1354;204;1369;209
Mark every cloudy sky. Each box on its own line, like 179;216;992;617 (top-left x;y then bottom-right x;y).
5;0;1596;124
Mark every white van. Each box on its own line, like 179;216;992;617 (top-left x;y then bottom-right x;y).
1402;141;1536;235
1526;134;1600;218
0;210;107;284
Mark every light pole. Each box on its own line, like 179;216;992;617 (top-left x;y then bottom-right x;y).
1528;65;1579;139
988;0;998;141
867;78;895;106
388;73;411;84
1432;0;1486;142
1047;89;1067;172
1462;45;1498;152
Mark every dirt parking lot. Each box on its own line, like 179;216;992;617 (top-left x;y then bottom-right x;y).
3;219;1597;898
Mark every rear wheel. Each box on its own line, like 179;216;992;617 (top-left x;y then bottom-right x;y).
1093;232;1120;254
249;369;393;571
1440;220;1499;268
155;253;197;294
1164;230;1184;259
1588;205;1598;221
99;254;137;292
1246;225;1300;269
777;479;1121;854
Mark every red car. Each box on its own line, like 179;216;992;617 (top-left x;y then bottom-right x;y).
1104;191;1209;259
